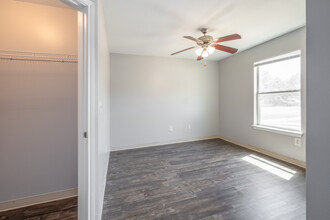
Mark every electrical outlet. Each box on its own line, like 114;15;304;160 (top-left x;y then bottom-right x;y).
188;124;191;129
294;138;301;146
169;125;174;132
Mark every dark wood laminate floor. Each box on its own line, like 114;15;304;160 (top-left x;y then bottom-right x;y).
0;197;77;220
102;139;305;220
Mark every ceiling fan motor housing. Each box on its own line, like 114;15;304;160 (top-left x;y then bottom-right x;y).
197;35;214;47
197;28;213;47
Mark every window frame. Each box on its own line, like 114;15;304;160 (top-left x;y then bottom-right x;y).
253;51;303;137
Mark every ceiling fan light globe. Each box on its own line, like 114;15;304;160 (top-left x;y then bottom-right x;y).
195;48;209;57
202;51;209;58
207;46;215;54
195;48;203;56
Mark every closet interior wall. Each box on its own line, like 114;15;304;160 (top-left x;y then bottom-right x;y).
0;0;78;203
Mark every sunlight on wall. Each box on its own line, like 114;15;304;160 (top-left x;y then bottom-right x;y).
242;154;297;180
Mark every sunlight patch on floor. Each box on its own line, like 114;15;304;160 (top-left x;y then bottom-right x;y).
242;154;297;180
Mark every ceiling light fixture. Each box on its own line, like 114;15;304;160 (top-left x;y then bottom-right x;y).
195;48;209;58
171;28;241;66
207;46;215;55
195;46;216;57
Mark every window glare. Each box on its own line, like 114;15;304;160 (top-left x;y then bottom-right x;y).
259;92;301;131
258;57;301;93
255;51;301;131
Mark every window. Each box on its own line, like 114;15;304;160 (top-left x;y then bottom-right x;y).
254;51;302;135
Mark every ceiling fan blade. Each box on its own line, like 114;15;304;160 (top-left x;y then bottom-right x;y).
214;34;241;43
213;44;238;54
183;36;202;43
171;46;196;55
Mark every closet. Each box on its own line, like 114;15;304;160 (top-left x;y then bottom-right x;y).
0;0;78;203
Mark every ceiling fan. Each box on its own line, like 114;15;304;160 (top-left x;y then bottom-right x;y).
171;28;241;65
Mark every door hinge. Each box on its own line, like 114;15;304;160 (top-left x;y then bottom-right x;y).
83;132;88;138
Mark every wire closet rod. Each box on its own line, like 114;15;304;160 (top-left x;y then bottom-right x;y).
0;50;78;63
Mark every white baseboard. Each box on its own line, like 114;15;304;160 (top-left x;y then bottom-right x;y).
0;188;78;212
110;135;220;152
110;135;306;168
217;135;306;168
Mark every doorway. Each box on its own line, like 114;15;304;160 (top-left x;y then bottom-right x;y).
0;0;96;219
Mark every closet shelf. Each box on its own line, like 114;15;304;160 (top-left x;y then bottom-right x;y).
0;50;78;63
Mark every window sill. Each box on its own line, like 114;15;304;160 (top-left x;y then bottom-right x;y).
252;125;304;137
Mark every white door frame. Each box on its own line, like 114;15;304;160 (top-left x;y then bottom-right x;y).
62;0;97;219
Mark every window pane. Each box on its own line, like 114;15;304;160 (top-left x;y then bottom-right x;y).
258;57;301;93
258;92;301;131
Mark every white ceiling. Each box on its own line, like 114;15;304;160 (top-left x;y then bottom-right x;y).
102;0;305;61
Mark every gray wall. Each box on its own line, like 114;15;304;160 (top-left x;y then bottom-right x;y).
0;61;77;202
110;54;220;150
218;27;306;162
306;0;330;219
0;2;77;202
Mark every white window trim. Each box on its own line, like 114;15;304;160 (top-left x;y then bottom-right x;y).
252;124;304;137
253;50;303;137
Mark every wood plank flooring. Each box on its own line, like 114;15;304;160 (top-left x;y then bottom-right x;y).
102;138;305;220
0;197;77;220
